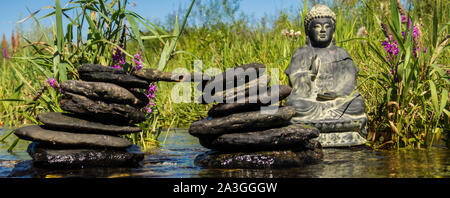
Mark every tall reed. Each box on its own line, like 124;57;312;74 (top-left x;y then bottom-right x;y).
0;0;196;150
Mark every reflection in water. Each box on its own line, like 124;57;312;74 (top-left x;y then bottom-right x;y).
1;129;450;178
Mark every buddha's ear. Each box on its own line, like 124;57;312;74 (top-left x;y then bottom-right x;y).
332;34;336;45
305;36;312;47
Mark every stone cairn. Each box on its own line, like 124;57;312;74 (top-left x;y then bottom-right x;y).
13;64;187;168
189;63;323;169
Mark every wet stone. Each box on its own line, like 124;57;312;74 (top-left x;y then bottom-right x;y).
189;106;296;138
194;149;323;169
37;112;142;135
199;74;270;104
197;63;267;92
198;124;320;151
61;80;149;108
78;64;149;89
59;92;147;124
132;68;185;82
207;85;292;117
14;125;133;149
27;142;144;168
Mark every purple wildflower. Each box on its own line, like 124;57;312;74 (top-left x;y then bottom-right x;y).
401;15;407;23
381;35;399;61
132;51;144;71
381;33;400;82
46;77;62;92
47;78;57;88
2;48;9;59
111;65;123;69
144;83;157;115
111;45;126;69
144;107;153;114
408;25;421;58
412;26;419;39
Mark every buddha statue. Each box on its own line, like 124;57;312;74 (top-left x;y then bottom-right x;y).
285;4;368;147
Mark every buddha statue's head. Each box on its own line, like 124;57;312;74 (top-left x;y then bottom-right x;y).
304;4;336;48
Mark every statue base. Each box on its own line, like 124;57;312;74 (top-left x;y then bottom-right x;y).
314;131;367;147
290;114;368;147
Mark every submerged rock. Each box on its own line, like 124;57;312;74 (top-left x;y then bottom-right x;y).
198;124;320;151
37;112;142;135
207;85;293;117
189;106;296;138
61;80;149;108
78;64;149;89
14;125;133;149
59;92;147;124
27;142;144;168
194;149;323;169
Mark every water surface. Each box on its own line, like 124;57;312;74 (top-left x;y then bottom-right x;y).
1;129;449;178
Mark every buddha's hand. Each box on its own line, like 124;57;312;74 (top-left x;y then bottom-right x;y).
317;92;338;100
309;55;320;80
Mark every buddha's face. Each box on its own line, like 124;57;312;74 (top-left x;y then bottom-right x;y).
309;18;335;47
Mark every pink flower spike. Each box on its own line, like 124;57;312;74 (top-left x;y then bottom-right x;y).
2;48;9;59
47;77;57;88
401;15;409;24
111;65;122;69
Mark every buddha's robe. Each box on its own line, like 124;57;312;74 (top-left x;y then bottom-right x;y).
285;45;365;121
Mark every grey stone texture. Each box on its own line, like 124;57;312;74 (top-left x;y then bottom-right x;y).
59;92;147;124
78;64;149;89
189;106;296;138
198;124;319;151
14;125;133;149
61;80;149;108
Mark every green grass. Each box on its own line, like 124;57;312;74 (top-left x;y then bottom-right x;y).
0;0;448;150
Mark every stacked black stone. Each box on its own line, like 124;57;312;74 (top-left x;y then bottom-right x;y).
189;63;323;169
14;64;172;168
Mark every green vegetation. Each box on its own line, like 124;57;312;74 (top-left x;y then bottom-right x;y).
0;0;448;150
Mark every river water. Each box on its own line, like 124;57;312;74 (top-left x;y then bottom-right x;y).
1;129;449;178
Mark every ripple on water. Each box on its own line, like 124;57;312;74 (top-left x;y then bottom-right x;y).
1;129;450;178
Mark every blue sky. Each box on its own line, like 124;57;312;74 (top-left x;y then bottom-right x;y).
0;0;302;41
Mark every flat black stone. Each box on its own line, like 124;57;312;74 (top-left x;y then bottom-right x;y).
78;64;149;89
194;149;323;169
37;112;142;135
198;124;319;151
27;142;144;168
189;106;296;138
14;125;133;149
59;92;147;124
132;68;185;82
61;80;149;108
177;72;211;82
198;74;270;104
208;85;292;117
197;63;266;93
